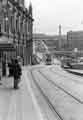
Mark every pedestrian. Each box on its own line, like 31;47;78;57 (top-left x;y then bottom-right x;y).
2;59;6;76
13;59;22;89
8;59;14;77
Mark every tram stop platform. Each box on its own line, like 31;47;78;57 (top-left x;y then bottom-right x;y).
65;68;83;76
0;66;42;120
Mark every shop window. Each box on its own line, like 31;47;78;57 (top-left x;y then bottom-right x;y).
16;18;18;33
0;24;2;36
4;19;9;33
10;16;13;33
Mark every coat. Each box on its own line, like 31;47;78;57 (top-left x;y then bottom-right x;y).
13;63;22;79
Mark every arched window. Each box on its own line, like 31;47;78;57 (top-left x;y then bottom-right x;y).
4;17;8;33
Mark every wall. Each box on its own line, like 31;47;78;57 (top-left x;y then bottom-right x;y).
67;31;83;51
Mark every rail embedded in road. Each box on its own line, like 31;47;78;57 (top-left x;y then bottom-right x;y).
29;66;83;120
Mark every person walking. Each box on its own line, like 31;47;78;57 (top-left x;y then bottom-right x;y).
8;59;14;77
13;59;22;89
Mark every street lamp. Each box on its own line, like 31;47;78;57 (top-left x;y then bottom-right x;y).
22;33;24;65
17;31;20;56
5;16;9;38
4;11;9;36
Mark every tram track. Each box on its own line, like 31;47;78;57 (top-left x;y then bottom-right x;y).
30;69;64;120
29;66;83;120
38;69;83;104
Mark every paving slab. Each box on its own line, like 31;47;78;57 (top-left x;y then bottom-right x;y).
0;67;42;120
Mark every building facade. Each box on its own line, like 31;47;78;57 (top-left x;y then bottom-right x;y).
67;31;83;51
0;0;33;65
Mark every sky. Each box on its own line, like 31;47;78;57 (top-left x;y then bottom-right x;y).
25;0;83;35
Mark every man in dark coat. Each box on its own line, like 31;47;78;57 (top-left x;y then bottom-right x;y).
8;59;14;77
13;59;22;89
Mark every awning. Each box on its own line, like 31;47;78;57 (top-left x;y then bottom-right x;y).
0;36;15;51
0;43;15;51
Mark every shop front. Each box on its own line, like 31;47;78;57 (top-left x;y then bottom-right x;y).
0;43;15;76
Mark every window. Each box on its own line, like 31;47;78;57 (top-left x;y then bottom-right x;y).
4;19;6;32
10;16;12;33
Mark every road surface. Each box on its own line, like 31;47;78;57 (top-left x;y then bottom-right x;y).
27;64;83;120
0;61;83;120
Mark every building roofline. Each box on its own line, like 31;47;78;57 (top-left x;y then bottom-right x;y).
8;0;34;21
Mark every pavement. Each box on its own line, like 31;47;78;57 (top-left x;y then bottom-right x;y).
0;66;42;120
0;64;83;120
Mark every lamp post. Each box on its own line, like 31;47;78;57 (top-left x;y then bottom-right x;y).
18;31;20;56
22;33;24;65
4;14;9;36
1;1;9;76
2;16;9;77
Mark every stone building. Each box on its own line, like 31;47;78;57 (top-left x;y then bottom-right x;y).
0;0;33;67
